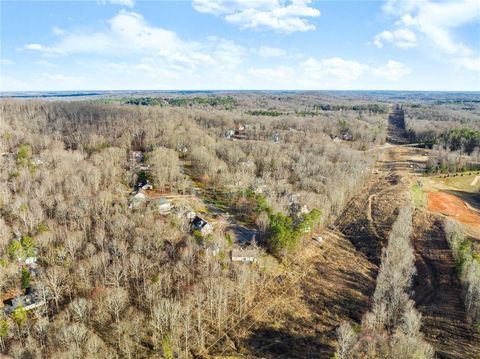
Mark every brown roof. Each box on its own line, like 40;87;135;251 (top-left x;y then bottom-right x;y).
1;288;23;307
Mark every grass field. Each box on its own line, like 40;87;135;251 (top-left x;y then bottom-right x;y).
425;172;480;193
417;173;480;241
411;183;427;208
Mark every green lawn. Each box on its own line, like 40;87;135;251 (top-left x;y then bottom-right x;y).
411;183;427;208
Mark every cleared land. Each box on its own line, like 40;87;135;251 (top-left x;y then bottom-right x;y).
419;173;480;240
412;211;480;359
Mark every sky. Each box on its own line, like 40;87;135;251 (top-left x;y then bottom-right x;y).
1;0;479;91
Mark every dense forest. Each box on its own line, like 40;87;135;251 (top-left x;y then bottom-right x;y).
1;92;479;358
0;96;383;358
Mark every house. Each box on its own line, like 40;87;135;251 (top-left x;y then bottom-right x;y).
31;158;43;166
24;257;37;266
141;183;153;190
191;216;213;235
176;145;189;154
231;249;258;263
157;197;172;213
130;151;144;162
342;132;353;141
129;191;147;209
289;202;309;217
225;129;235;139
4;292;47;314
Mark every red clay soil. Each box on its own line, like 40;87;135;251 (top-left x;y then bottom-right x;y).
427;191;480;228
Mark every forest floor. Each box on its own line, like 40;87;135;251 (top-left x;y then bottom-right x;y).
210;143;480;359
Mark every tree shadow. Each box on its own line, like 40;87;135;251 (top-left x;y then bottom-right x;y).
444;189;480;212
239;263;375;359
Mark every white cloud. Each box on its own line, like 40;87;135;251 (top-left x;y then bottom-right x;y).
21;11;245;78
192;0;320;33
34;60;57;68
246;57;411;89
257;46;287;57
1;59;14;65
374;28;417;49
372;60;411;81
301;57;369;82
22;43;66;57
52;26;65;35
40;72;86;86
378;0;480;71
455;56;480;72
100;0;135;8
248;65;294;79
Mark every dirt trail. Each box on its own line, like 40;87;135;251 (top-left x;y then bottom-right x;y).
412;211;480;359
387;104;409;144
226;111;479;358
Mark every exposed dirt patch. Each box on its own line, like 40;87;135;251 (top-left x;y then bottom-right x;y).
234;232;376;358
471;175;480;186
412;211;480;359
427;191;480;228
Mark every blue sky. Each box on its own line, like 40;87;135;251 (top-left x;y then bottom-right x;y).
1;0;479;91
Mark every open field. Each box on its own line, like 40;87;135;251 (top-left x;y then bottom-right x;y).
415;173;480;240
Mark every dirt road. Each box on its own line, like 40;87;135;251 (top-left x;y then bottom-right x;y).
412;211;480;358
376;144;480;358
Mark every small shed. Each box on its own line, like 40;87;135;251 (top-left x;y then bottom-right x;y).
231;249;258;263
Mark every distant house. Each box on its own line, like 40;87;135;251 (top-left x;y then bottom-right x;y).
176;145;189;154
2;287;47;314
24;257;37;266
289;202;309;217
157;197;172;213
225;129;235;139
129;191;147;209
231;249;258;263
192;216;213;235
4;293;47;314
130;151;144;162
